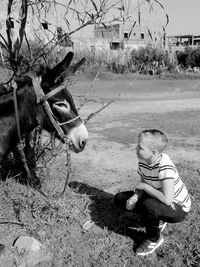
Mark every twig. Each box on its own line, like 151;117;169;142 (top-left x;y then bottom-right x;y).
76;71;100;111
84;99;116;123
35;186;49;199
55;140;72;198
56;171;70;198
0;220;24;226
90;71;99;90
133;63;144;81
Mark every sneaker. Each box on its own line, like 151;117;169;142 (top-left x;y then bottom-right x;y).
136;234;164;256
159;221;167;232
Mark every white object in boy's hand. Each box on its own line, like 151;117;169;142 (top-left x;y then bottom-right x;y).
126;194;138;210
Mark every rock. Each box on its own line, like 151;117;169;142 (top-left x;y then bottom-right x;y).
13;236;52;267
14;236;41;252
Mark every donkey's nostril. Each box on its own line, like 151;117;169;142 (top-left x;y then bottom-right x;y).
80;139;87;148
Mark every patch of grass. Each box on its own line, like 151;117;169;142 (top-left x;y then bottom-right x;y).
0;162;199;266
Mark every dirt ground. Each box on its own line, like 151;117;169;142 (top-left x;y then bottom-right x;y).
70;76;200;194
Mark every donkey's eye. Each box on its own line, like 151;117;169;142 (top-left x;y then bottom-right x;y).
57;103;68;108
53;100;70;114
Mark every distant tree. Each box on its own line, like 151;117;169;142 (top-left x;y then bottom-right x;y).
0;0;168;74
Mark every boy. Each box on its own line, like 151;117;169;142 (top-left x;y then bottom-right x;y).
114;129;191;256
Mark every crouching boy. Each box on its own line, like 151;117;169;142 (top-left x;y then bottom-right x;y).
114;129;191;256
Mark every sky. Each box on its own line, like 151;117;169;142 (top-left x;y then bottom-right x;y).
159;0;200;35
50;0;200;37
0;0;199;37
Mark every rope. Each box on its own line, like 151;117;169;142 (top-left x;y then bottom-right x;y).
57;115;80;126
13;88;21;138
13;87;32;184
42;86;65;101
32;77;80;137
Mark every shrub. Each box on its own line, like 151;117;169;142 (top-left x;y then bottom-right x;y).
106;60;128;74
104;45;173;75
129;45;171;74
191;46;200;67
176;46;200;68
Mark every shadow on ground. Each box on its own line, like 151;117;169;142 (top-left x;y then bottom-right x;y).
69;181;146;249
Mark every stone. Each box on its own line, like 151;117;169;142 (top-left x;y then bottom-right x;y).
13;236;52;267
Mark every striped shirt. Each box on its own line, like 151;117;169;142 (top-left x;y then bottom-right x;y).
138;153;191;212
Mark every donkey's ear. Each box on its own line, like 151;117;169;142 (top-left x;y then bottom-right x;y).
46;52;74;78
68;57;86;74
41;52;74;89
51;52;74;74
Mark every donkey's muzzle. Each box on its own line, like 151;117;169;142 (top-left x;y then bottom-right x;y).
68;123;88;153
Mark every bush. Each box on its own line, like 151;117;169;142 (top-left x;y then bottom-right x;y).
129;45;171;74
191;46;200;67
17;44;177;76
176;46;200;68
104;45;174;75
106;60;128;74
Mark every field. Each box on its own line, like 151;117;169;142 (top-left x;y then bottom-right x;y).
0;72;200;266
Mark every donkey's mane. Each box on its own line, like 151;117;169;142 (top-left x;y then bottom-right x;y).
35;63;50;77
0;60;50;97
0;75;32;97
14;75;33;88
0;75;34;115
0;61;51;115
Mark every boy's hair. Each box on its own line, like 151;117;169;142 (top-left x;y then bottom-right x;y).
138;129;168;153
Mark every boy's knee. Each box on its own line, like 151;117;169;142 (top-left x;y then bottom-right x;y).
142;198;158;214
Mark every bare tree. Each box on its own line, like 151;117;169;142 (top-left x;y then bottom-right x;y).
0;0;168;74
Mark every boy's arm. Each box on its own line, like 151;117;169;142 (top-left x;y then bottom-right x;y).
137;164;145;184
135;158;175;206
126;167;145;210
136;166;145;198
136;179;174;206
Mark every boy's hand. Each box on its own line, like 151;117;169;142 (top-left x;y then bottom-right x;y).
135;183;146;191
126;194;139;210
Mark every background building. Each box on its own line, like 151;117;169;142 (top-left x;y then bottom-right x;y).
167;34;200;52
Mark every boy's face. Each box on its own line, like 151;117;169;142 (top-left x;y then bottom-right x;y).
136;136;154;162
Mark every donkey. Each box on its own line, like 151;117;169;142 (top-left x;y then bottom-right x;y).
0;52;88;183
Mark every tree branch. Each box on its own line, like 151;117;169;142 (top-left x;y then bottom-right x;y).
84;99;116;124
0;219;24;226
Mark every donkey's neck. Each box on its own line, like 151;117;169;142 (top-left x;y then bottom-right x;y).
0;84;39;132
